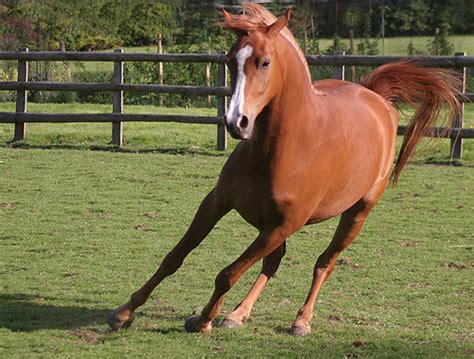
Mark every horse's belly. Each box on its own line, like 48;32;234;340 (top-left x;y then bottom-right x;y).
231;185;280;230
306;194;364;224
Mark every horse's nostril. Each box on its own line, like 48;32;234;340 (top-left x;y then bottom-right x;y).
240;116;249;130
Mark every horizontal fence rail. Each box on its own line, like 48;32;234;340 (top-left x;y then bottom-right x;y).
305;54;474;68
0;113;221;124
0;51;227;63
0;82;232;97
397;126;474;138
0;51;472;68
0;50;473;154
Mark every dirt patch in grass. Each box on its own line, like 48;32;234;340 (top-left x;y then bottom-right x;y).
337;257;363;270
444;262;471;270
70;329;108;345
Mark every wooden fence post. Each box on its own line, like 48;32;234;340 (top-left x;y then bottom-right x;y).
206;36;212;105
13;47;28;142
349;30;356;82
451;52;466;159
112;49;123;146
217;58;228;150
332;51;345;81
157;33;164;107
206;63;211;105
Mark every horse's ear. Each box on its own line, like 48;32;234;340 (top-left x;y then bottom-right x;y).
267;7;291;36
221;7;233;23
221;7;248;36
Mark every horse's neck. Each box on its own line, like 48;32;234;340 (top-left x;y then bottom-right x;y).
254;39;315;156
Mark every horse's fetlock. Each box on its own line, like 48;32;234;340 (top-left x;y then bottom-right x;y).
130;292;145;307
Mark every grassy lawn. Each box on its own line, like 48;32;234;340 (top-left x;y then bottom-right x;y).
0;103;221;153
318;35;474;56
0;104;473;357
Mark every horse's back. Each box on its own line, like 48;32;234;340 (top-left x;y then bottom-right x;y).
312;79;347;90
313;79;397;132
299;79;399;220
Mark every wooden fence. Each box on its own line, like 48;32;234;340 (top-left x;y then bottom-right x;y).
0;50;473;156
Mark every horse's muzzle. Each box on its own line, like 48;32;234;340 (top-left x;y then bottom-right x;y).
224;115;250;140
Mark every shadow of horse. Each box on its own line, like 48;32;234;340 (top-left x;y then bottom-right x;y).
3;142;228;158
0;293;110;332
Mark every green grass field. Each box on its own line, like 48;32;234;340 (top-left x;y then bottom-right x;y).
318;35;474;56
0;104;473;357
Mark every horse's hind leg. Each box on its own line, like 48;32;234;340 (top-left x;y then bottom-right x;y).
291;179;389;336
220;242;286;328
108;188;230;330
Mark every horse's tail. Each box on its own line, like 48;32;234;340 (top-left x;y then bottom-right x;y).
362;60;462;183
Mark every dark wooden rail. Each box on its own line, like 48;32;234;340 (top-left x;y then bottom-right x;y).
0;82;232;96
0;50;472;154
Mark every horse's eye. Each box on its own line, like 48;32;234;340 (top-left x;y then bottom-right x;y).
261;59;270;69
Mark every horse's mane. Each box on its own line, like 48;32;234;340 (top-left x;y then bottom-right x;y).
222;3;322;94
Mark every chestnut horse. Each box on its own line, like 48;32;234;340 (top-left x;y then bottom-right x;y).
108;4;460;335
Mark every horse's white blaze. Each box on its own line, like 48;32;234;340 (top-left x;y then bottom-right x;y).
226;45;253;123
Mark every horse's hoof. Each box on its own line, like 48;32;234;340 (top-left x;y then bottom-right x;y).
184;315;212;333
107;306;135;331
220;317;244;329
290;323;311;336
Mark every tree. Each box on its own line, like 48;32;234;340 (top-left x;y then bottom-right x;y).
0;1;37;50
386;0;431;35
427;23;454;56
289;3;319;53
118;1;176;46
357;5;379;55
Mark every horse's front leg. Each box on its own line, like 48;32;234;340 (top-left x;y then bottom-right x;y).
108;188;230;330
184;226;291;333
220;242;286;328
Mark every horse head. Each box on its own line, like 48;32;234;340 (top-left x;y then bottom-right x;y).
222;8;291;140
